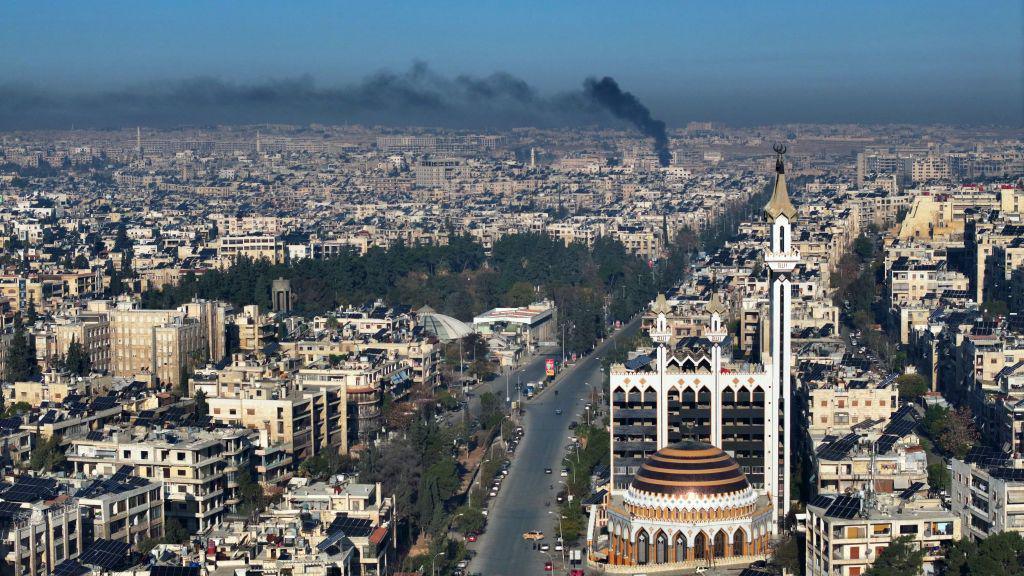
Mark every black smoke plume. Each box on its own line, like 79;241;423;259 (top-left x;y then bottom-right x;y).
583;77;671;166
0;64;672;161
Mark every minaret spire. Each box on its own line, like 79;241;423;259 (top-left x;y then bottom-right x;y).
762;143;800;530
765;143;796;222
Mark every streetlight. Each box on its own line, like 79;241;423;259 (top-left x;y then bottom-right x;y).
432;552;445;576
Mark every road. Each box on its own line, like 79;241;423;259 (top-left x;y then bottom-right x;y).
469;317;642;576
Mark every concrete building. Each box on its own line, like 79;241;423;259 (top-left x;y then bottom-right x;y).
0;477;85;576
74;467;165;546
67;427;251;533
951;457;1024;540
805;492;960;576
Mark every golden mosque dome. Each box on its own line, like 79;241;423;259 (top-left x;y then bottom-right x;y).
624;441;759;513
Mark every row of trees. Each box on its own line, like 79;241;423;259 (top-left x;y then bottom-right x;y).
141;232;675;356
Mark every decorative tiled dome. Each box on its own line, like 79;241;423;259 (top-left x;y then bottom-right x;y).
630;441;749;497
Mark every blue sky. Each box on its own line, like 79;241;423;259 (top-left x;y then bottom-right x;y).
2;0;1022;125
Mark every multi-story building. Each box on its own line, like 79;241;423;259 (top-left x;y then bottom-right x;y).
0;477;86;576
106;301;208;388
805;492;960;576
951;457;1024;540
74;467;165;546
66;427;249;533
205;382;347;460
216;234;284;264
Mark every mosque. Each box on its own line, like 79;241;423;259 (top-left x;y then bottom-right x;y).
588;147;799;570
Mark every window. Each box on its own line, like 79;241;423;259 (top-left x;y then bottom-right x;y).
900;524;918;535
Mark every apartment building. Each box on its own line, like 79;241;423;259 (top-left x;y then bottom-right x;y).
66;427;249;533
205;382;347;460
105;301;208;388
808;381;898;436
805;492;959;576
951;457;1024;540
216;234;284;264
0;477;86;576
74;467;165;546
284;480;395;576
52;311;111;373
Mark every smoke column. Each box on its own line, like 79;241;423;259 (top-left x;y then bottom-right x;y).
584;76;671;166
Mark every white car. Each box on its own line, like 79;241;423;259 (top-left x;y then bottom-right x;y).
560;469;569;477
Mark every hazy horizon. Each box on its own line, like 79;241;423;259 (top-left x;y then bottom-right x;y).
2;0;1022;129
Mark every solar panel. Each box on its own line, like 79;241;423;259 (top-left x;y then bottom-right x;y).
809;494;835;509
149;566;201;576
824;495;861;519
991;468;1024;481
90;396;118;410
52;560;89;576
2;477;60;503
899;481;925;500
817;433;861;461
875;434;899;454
79;539;132;570
327;514;373;537
884;412;917;434
0;417;22;430
86;430;105;441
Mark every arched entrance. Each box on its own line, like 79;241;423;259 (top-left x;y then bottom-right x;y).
674;532;687;562
655;532;668;564
636;530;649;565
713;530;727;558
694;532;707;560
733;529;745;556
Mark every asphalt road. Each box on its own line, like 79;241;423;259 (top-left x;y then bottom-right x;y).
469;317;642;576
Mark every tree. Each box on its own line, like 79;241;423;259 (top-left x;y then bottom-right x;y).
939;407;979;459
236;465;266;515
927;462;949;494
194;389;209;417
770;532;802;575
945;532;1024;576
163;518;189;544
4;316;40;383
479;392;504;430
853;235;875;261
452;506;486;535
29;434;65;472
923;405;949;440
896;373;928;400
63;338;91;376
864;536;924;576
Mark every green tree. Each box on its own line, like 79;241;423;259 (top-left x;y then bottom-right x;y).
29;434;65;472
163;518;189;544
236;465;266;515
864;536;924;576
945;532;1024;576
927;462;949;493
896;373;928;400
770;533;802;575
63;338;91;376
853;235;875;261
452;505;486;535
194;389;209;417
923;405;949;439
4;316;40;383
